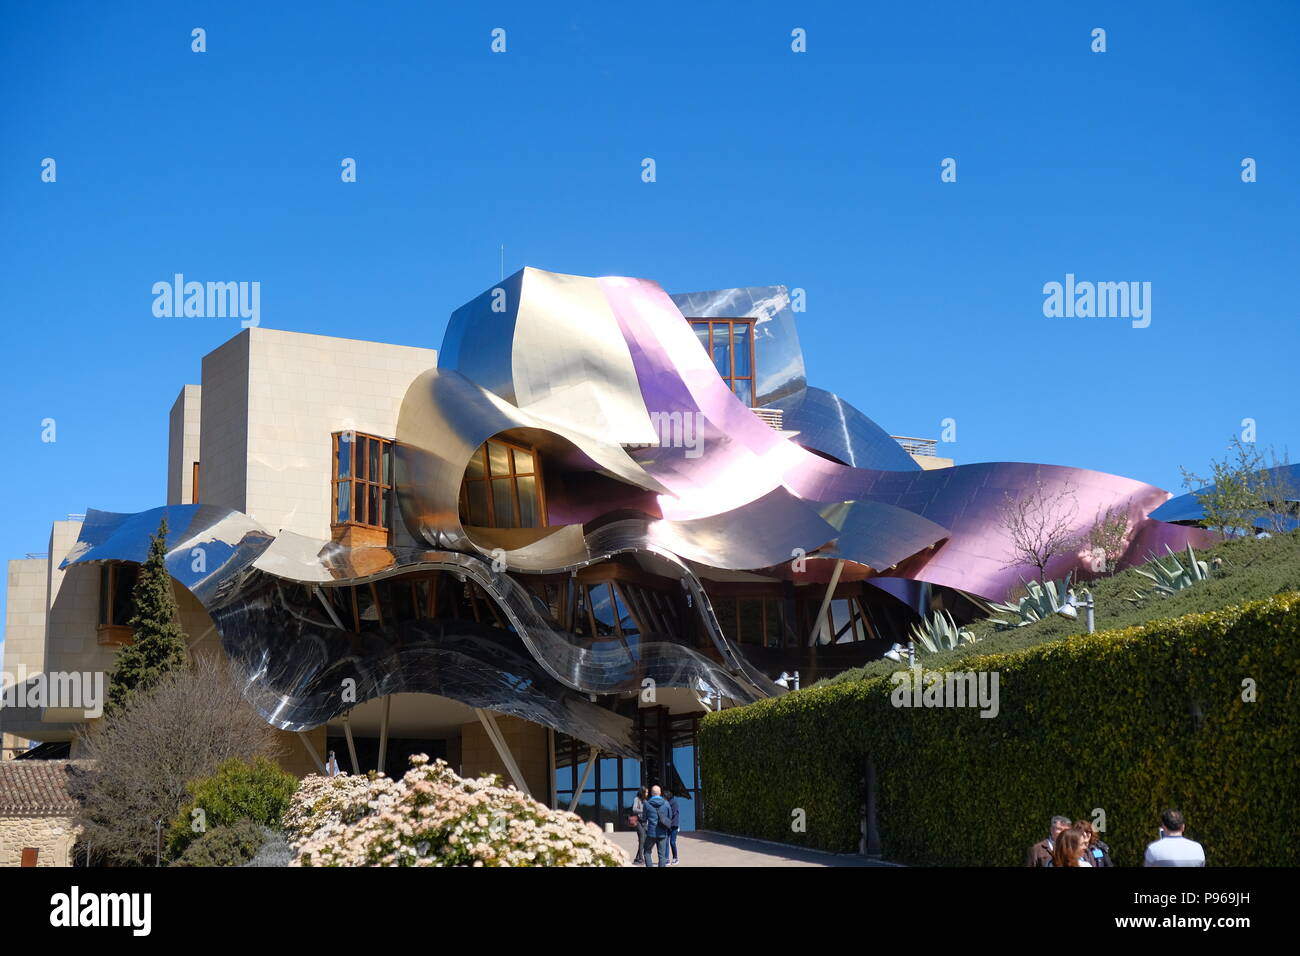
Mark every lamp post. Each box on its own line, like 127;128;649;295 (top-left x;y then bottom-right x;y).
1063;590;1095;634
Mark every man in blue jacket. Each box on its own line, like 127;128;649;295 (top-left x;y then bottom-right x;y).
642;785;671;867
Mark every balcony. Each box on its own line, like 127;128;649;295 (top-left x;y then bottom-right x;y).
891;435;938;457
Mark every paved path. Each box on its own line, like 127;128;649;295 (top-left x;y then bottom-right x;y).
610;830;892;867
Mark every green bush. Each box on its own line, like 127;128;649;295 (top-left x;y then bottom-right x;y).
700;592;1300;866
166;756;298;859
169;819;265;867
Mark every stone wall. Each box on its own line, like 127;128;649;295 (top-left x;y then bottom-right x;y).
0;816;79;866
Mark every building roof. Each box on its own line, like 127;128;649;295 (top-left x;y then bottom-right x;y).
0;760;88;816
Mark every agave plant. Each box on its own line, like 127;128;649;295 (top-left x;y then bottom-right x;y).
1131;544;1214;598
988;574;1077;629
909;609;977;653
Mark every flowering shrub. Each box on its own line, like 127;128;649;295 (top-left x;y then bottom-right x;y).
282;770;401;847
288;755;627;867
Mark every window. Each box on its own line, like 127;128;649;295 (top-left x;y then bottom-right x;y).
98;562;138;627
332;432;394;531
459;438;546;529
711;595;786;646
191;462;200;504
689;318;756;406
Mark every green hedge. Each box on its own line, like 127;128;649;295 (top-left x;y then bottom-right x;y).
699;593;1300;865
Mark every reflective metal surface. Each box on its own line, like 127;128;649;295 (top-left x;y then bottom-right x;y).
765;385;921;472
1149;463;1300;531
62;506;776;740
63;266;1221;747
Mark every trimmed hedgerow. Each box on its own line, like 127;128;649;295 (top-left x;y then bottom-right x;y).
699;593;1300;866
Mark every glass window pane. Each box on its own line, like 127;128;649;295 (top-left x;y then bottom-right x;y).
466;446;486;479
492;478;515;526
693;322;710;354
367;485;379;528
512;447;534;474
369;440;380;486
589;583;616;636
714;597;737;641
597;790;618;829
336;480;351;522
354;437;367;480
516;475;539;528
831;599;853;642
354;585;377;630
734;379;753;406
612;585;638;636
467;482;489;525
382;443;392;484
336;435;351;478
738;598;763;644
114;565;136;625
764;599;783;647
355;481;366;524
622;758;640;788
488;441;510;477
732;322;752;376
711;324;731;376
673;744;697;789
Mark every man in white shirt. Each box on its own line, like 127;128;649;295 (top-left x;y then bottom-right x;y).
1144;809;1206;866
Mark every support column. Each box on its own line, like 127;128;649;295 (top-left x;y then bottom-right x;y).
568;745;598;813
808;558;846;646
298;731;327;775
377;695;391;774
474;708;531;795
342;712;360;774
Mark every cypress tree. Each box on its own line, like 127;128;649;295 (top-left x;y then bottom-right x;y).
106;515;188;712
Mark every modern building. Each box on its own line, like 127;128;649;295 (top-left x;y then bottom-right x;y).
1;268;1210;831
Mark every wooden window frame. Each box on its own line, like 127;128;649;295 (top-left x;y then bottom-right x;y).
331;431;395;532
191;461;200;504
458;437;548;529
690;318;757;407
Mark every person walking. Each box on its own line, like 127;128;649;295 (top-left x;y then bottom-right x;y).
642;785;671;867
1143;809;1206;867
629;787;648;865
1026;815;1072;867
666;789;681;866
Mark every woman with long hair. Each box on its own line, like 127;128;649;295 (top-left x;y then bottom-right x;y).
1051;827;1091;867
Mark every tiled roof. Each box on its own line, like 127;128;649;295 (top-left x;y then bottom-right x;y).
0;760;88;816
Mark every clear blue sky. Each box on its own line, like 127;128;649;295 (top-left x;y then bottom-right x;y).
2;1;1297;640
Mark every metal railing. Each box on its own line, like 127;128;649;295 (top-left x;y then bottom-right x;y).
752;407;784;431
891;435;939;457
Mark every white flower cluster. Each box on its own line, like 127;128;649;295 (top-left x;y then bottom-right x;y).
287;754;627;867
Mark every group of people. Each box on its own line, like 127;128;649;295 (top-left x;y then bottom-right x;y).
1026;809;1206;867
629;785;681;867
